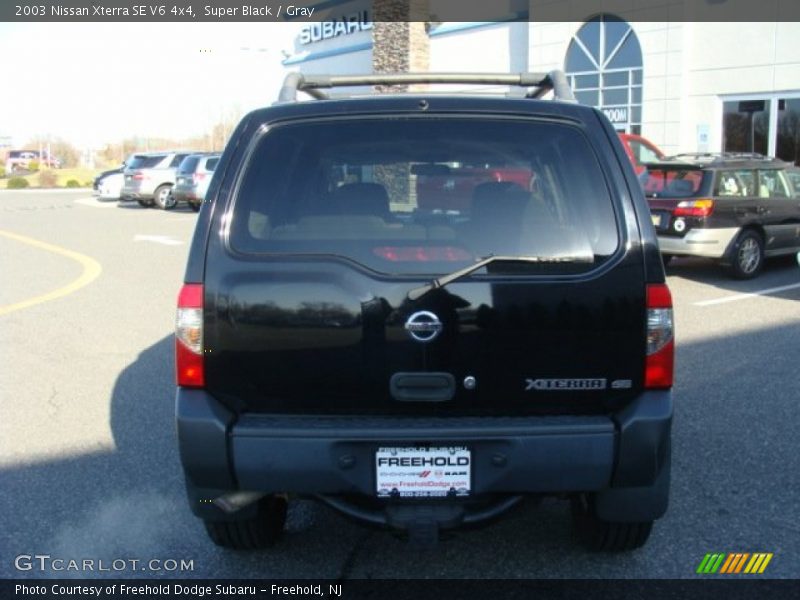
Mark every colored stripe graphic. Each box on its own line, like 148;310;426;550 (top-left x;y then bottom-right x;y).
726;553;749;573
744;552;773;573
697;553;725;574
720;554;736;574
701;553;774;574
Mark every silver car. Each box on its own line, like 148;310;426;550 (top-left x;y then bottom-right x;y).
120;151;192;209
172;153;221;212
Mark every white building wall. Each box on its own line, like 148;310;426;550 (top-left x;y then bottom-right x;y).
430;23;529;74
685;22;800;155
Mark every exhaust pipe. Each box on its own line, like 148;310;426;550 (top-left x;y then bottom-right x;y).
212;491;266;514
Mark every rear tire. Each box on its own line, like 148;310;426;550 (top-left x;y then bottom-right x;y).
662;254;674;268
153;184;176;210
189;201;201;212
203;495;288;550
726;230;764;279
571;494;653;552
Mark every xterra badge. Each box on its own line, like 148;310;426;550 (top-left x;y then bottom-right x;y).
525;378;607;391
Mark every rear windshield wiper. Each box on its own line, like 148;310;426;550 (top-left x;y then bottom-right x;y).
407;254;592;301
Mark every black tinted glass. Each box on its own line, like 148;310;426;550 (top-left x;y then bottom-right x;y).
179;156;201;173
642;167;707;197
128;155;165;169
229;118;620;276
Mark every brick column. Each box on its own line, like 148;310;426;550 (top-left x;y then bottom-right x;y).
372;1;430;87
370;3;431;208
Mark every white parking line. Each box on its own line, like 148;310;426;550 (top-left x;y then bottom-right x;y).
74;197;117;209
694;282;800;306
133;234;184;246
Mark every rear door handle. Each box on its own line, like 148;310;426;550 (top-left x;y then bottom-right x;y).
390;372;455;402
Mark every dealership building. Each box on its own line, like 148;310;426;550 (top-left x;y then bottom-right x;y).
281;2;800;164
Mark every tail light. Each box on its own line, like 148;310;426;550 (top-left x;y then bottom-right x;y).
673;199;714;218
193;172;207;183
176;284;204;387
645;283;674;389
132;171;144;181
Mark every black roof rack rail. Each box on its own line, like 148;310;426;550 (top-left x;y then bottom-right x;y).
670;152;781;163
277;71;577;103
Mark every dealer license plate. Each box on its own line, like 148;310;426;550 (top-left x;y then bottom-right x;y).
375;446;471;498
651;213;662;227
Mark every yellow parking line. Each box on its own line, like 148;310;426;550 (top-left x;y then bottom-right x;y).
0;230;102;316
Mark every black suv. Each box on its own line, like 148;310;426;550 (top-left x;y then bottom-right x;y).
175;72;674;551
644;153;800;278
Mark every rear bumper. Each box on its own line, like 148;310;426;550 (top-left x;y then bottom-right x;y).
172;186;199;203
657;227;739;258
176;388;671;517
120;183;155;200
120;190;149;201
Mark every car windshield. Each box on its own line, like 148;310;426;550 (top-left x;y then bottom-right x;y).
229;117;620;276
641;166;706;198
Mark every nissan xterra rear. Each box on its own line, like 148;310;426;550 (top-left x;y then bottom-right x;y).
175;72;674;551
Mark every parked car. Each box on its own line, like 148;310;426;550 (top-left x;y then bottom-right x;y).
172;153;221;211
4;150;60;172
175;71;673;552
413;163;534;214
93;154;133;191
644;152;800;278
619;133;664;174
95;172;125;200
93;154;135;198
120;151;192;208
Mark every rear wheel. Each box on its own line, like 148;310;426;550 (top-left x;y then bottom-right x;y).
153;184;176;210
189;201;201;212
203;495;288;550
571;494;653;552
726;230;764;279
661;254;674;268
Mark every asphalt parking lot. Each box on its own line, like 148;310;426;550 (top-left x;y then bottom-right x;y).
1;189;798;579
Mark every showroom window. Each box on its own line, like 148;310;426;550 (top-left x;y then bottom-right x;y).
723;95;800;165
565;15;643;134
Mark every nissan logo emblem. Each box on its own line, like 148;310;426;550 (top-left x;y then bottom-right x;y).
404;311;443;343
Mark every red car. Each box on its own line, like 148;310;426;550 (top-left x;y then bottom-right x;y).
415;164;533;213
618;133;664;174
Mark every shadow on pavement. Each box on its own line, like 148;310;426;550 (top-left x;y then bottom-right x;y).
666;255;799;295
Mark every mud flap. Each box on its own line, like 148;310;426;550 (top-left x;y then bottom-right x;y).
594;440;670;523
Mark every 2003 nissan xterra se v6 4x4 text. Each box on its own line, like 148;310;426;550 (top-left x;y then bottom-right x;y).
174;72;674;552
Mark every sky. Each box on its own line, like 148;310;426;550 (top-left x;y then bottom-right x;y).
0;22;303;149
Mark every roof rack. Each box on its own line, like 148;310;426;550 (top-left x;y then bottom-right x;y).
277;71;577;103
669;152;781;163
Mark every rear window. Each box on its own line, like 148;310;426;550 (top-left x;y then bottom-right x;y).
205;157;220;171
228;118;620;276
642;166;707;198
170;154;190;167
178;156;201;173
787;169;800;196
128;154;166;169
